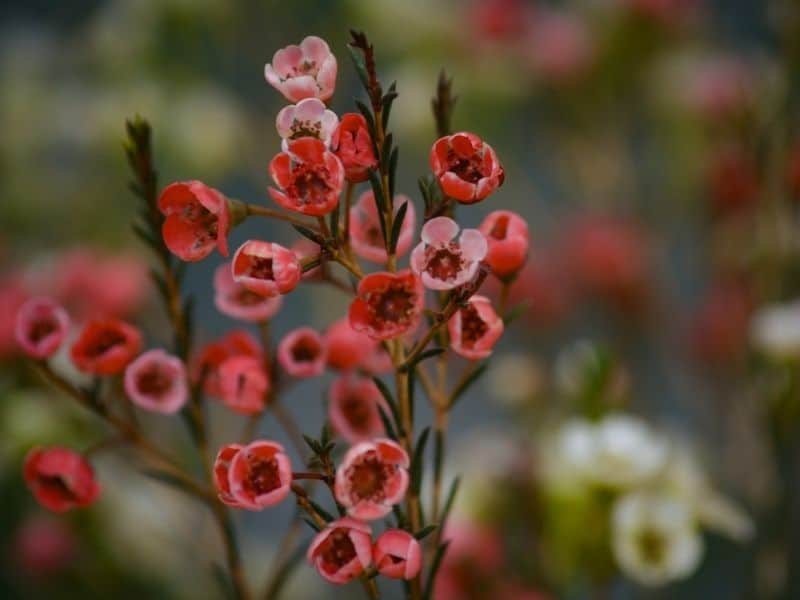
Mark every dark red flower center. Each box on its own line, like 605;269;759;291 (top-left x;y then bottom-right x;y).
289;164;333;206
459;304;489;349
290;119;322;139
243;256;275;281
38;474;76;502
346;450;392;501
85;329;126;358
244;456;281;496
365;281;418;328
28;318;58;344
291;336;321;362
136;366;173;398
182;202;219;246
317;529;357;574
234;287;267;306
424;243;465;281
447;148;487;183
341;394;373;433
490;215;510;240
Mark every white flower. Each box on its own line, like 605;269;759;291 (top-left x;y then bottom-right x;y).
612;492;703;587
750;300;800;360
275;98;338;151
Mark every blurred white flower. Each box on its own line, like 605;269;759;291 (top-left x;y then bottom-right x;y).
750;300;800;360
554;339;600;397
612;491;703;587
488;352;543;407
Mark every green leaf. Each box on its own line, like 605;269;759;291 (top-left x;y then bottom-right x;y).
302;434;322;454
292;224;327;247
372;376;403;435
211;563;236;600
423;541;451;600
354;99;377;144
309;500;334;523
449;363;488;409
347;45;370;91
380;132;393;174
381;82;398;131
388;146;399;199
440;476;461;529
411;427;430;494
302;517;322;532
377;403;399;441
401;347;445;372
503;301;530;326
414;524;437;540
389;201;409;255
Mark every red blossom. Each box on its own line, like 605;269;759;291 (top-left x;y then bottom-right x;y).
307;517;373;584
15;297;70;360
349;270;424;341
430;132;504;203
213;441;292;510
372;529;422;580
23;447;100;513
479;210;529;279
328;375;387;444
331;113;378;183
232;240;301;298
70;318;142;375
448;295;504;360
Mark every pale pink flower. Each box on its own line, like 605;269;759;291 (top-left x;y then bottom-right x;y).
15;297;70;360
411;217;488;290
350;191;416;264
264;36;337;102
218;355;269;415
307;517;372;584
213;441;292;510
448;295;504;360
214;262;283;322
334;438;409;520
328;375;387;443
372;529;422;580
276;98;338;151
123;349;188;414
277;327;327;378
232;240;302;298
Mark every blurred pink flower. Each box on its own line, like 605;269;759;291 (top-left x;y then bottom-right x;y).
124;349;188;414
191;330;262;397
15;516;77;576
705;145;760;216
15;297;70;360
328;375;387;444
467;0;534;43
682;57;755;120
218;355;269;415
435;519;505;598
70;318;142;375
350;191;416;264
689;278;753;365
23;447;101;513
527;11;593;83
277;326;327;378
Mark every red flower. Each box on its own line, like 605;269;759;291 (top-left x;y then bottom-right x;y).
334;438;409;520
158;181;232;262
15;516;76;576
706;145;760;216
372;529;422;580
191;330;262;397
430;132;504;203
213;441;292;510
269;138;345;216
23;447;100;512
410;217;488;291
232;240;302;298
123;349;188;414
328;375;387;444
214;262;283;322
15;297;70;360
350;190;416;264
448;295;504;360
349;270;424;341
331;113;378;183
218;356;269;415
70;318;142;375
277;327;327;378
479;210;529;279
307;517;373;584
324;318;376;371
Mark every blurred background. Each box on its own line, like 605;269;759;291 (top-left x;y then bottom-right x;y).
1;0;799;598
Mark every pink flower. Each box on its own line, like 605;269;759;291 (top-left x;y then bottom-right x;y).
479;210;529;279
158;181;232;262
214;262;283;322
430;132;504;203
334;438;409;520
372;529;422;580
213;441;292;510
269;138;345;216
325;318;375;371
411;217;488;290
191;330;262;397
23;447;100;513
218;356;269;415
705;144;760;216
527;11;593;83
448;295;504;360
0;274;27;359
467;0;533;43
277;327;327;378
331;113;378;183
15;516;76;576
434;519;504;598
276;98;339;151
232;240;301;298
264;36;337;102
15;297;70;360
328;376;387;443
307;517;372;584
349;270;424;341
350;191;416;264
123;349;188;414
70;318;142;375
682;56;755;120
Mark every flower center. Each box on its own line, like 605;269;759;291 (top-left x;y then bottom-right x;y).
290;119;322;140
341;394;373;433
234;287;267;306
86;330;126;357
244;456;281;496
289;164;332;206
424;243;465;282
636;528;667;565
243;256;275;281
291;336;321;362
292;59;318;77
28;318;58;344
38;474;76;501
490;215;510;240
346;450;392;500
182;203;219;246
459;305;489;349
136;366;173;398
447;148;487;183
318;529;357;574
365;281;417;327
